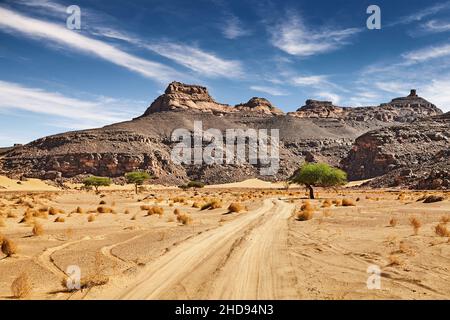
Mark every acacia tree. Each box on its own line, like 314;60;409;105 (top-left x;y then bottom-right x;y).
290;163;347;199
125;172;152;194
83;176;112;193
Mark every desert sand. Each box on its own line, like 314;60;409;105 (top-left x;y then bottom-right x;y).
0;181;449;300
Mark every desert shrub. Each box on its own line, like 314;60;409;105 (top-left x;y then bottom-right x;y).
342;198;356;207
300;201;314;211
97;206;113;214
192;201;203;208
99;200;106;205
11;273;32;299
172;197;186;203
201;199;222;210
389;217;398;227
321;199;332;208
125;171;152;194
54;217;65;223
173;208;181;215
32;222;44;236
140;205;151;211
87;214;96;222
332;199;342;206
48;207;64;215
423;195;445;203
177;213;192;225
228;202;244;213
1;238;18;257
409;217;421;235
296;210;314;221
75;207;83;214
147;206;164;216
124;209;130;215
435;223;450;237
38;207;48;213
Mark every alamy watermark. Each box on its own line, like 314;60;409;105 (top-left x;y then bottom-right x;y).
171;121;280;176
66;5;81;30
367;5;381;30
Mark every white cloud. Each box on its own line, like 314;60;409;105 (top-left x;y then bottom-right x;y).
291;75;328;87
375;81;407;94
249;86;289;96
403;43;450;63
222;15;250;39
270;13;360;57
422;79;450;112
422;20;450;33
0;7;182;82
0;80;138;128
145;42;244;79
315;91;341;104
389;2;450;26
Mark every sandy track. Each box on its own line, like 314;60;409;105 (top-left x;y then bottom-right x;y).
110;199;295;299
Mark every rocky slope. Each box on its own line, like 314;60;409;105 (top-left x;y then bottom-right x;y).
0;82;445;187
342;112;450;189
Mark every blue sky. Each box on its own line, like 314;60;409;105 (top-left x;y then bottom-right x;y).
1;0;450;146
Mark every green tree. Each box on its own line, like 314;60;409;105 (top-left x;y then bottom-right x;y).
83;176;112;193
290;163;347;199
125;171;152;194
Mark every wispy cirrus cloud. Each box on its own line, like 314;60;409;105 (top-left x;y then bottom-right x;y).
421;20;450;33
270;13;361;57
222;15;250;39
249;85;289;96
0;80;139;129
388;1;450;27
144;42;244;79
291;75;328;87
0;6;183;82
402;43;450;63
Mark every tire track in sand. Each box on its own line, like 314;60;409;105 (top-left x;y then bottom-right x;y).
112;199;296;299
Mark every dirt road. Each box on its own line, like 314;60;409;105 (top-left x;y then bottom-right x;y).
113;199;296;299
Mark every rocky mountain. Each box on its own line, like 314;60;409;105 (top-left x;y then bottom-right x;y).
0;82;446;188
342;112;450;189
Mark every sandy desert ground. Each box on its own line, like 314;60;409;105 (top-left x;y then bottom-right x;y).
0;177;449;300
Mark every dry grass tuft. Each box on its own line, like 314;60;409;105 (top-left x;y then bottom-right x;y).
342;198;356;207
147;206;164;216
48;207;64;215
75;207;83;214
54;216;65;223
389;217;398;227
32;222;44;236
435;223;450;237
332;199;342;206
228;202;244;213
173;208;181;215
192;201;203;208
201;199;222;210
1;238;18;257
97;206;113;214
296;210;314;221
176;212;192;225
321;199;332;208
409;217;421;235
300;201;314;211
11;273;32;299
87;214;96;222
99;200;106;205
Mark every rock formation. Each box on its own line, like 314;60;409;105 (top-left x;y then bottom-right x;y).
0;82;447;188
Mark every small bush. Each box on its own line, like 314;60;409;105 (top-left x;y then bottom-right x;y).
192;201;203;208
97;206;113;214
11;273;32;299
87;214;96;222
75;207;83;214
435;223;450;237
201;199;222;210
99;200;106;205
124;209;130;215
173;208;181;215
148;206;164;216
32;222;44;236
389;217;398;227
54;217;65;223
423;195;445;203
409;217;421;235
321;199;332;208
332;199;342;206
140;205;151;211
228;202;244;213
177;213;192;225
1;238;18;257
342;198;355;207
296;210;314;221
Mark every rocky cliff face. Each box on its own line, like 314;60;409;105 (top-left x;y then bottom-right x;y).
0;83;446;188
289;90;442;122
342;112;450;188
